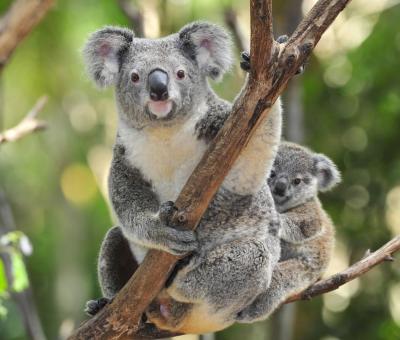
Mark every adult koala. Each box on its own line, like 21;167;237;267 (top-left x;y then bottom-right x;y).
83;22;282;333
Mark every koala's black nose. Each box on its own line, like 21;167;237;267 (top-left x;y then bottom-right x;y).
148;69;169;101
274;179;287;196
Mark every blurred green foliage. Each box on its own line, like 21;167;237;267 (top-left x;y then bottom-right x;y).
0;0;399;339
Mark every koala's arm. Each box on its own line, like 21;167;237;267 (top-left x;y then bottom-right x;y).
222;85;282;195
279;206;323;244
195;99;231;143
109;145;198;255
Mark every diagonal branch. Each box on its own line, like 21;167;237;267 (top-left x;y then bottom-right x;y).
0;0;54;72
286;235;400;303
70;0;352;339
0;96;48;145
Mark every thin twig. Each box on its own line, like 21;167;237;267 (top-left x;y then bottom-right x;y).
224;7;248;52
285;236;400;303
117;0;145;38
0;96;48;144
0;0;54;72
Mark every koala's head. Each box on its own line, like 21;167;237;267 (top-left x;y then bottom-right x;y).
269;142;341;212
83;22;232;129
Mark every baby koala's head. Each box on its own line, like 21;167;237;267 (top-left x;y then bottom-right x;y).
269;142;341;212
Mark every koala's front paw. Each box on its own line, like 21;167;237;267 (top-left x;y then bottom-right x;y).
241;35;305;75
276;34;289;44
159;201;178;226
157;201;198;256
159;226;198;256
276;34;305;75
85;297;110;317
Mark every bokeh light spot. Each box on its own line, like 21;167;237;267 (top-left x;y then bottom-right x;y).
389;283;400;326
345;185;370;209
61;163;98;205
342;126;368;152
324;56;353;88
385;186;400;235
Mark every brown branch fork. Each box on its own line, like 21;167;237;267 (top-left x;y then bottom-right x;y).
69;0;400;339
0;96;48;145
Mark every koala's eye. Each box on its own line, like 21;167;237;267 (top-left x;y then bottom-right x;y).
270;171;276;178
131;71;140;83
293;178;301;185
176;70;185;79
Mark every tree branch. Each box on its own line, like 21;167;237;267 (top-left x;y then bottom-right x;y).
285;235;400;303
224;7;248;52
0;0;54;72
117;0;145;38
70;0;352;338
0;96;48;145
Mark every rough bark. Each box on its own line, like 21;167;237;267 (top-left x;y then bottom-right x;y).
0;0;54;72
70;0;353;339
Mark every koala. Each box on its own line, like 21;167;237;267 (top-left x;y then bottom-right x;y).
82;22;283;334
236;141;341;323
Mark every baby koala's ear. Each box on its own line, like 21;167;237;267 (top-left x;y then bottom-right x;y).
178;21;233;81
82;26;134;88
312;154;341;192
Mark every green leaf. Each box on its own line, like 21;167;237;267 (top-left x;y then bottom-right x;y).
10;251;29;293
0;258;8;294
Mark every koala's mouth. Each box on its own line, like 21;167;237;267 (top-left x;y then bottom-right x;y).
272;194;289;206
147;100;174;120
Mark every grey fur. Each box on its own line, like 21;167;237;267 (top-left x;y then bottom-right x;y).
83;21;282;333
236;142;341;323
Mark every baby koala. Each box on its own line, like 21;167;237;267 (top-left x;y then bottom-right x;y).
237;141;341;322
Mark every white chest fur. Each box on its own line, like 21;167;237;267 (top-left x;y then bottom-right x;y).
118;117;207;202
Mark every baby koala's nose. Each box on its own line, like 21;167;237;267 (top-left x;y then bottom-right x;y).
274;179;287;196
148;69;169;101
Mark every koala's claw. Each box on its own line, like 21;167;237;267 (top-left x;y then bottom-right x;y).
241;36;305;75
235;309;254;323
85;297;110;317
159;201;178;226
240;51;251;72
276;34;305;75
276;34;289;44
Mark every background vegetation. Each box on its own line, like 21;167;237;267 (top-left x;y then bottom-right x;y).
0;0;399;339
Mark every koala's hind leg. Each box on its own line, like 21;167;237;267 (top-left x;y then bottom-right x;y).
168;239;274;307
236;258;315;323
158;239;276;333
85;226;138;316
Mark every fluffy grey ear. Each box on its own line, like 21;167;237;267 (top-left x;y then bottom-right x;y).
82;26;134;88
178;21;233;81
312;154;341;192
